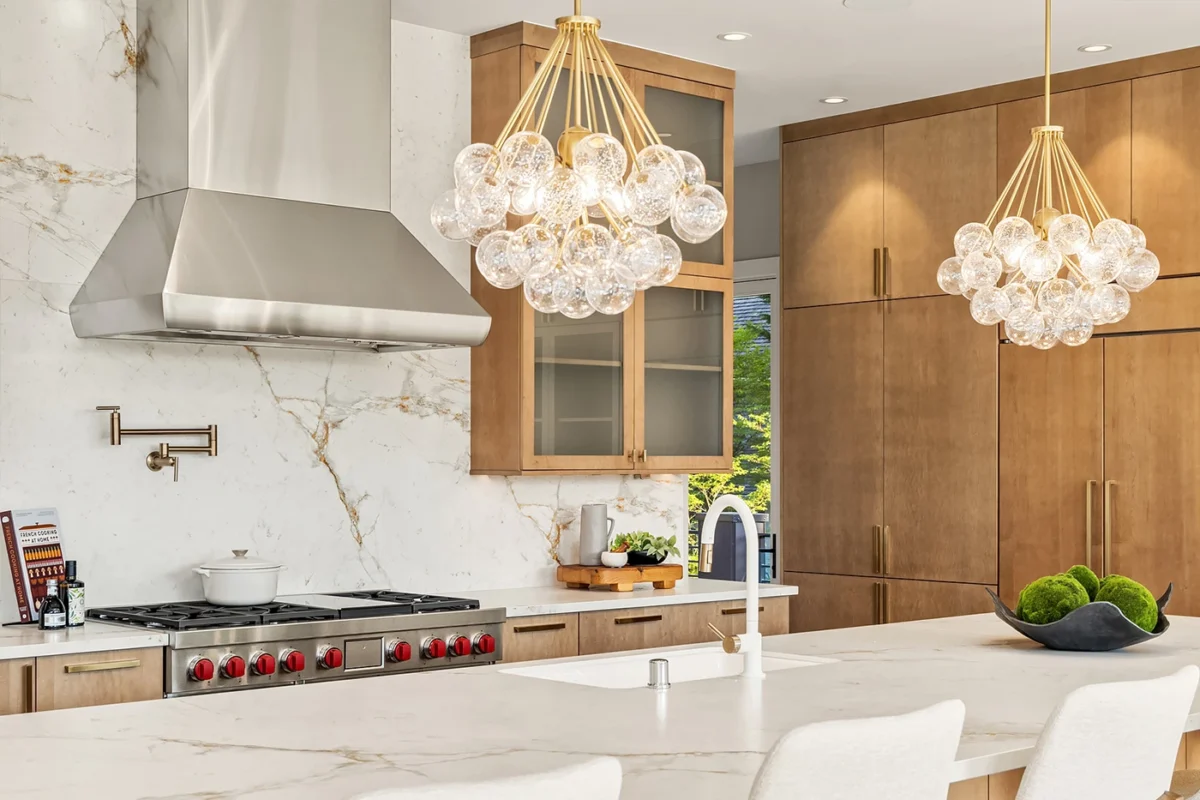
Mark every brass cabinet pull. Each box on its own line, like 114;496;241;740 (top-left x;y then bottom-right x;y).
64;658;141;674
872;525;882;575
873;582;881;624
883;247;893;297
23;664;35;713
512;622;567;634
1085;480;1097;571
720;606;765;616
638;449;648;462
1103;480;1116;577
882;526;890;576
614;614;662;625
873;248;882;297
882;582;890;623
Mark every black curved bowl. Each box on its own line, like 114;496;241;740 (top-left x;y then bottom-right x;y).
987;584;1172;651
625;550;666;566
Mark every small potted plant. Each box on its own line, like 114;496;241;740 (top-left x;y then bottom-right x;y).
609;531;680;566
601;540;628;568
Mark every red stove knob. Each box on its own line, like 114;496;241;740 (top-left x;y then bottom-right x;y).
448;636;471;657
251;652;276;676
473;633;496;655
387;641;412;663
189;657;215;682
423;637;447;659
318;646;343;669
281;649;306;673
220;655;246;679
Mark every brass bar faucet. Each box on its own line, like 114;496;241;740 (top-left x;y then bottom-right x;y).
96;406;217;482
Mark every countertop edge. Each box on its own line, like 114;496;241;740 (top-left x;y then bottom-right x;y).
474;581;799;617
0;626;169;660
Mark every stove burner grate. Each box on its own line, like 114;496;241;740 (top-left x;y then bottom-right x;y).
87;601;338;630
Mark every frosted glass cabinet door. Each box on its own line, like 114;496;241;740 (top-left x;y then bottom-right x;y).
638;276;733;471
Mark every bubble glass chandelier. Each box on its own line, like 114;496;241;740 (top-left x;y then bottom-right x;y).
430;1;727;318
939;0;1158;348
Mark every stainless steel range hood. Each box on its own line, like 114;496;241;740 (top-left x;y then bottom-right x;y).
70;0;490;353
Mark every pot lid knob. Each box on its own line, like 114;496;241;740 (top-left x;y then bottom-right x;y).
232;549;248;557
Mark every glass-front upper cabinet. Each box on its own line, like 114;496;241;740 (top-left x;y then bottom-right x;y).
635;72;734;279
637;275;732;471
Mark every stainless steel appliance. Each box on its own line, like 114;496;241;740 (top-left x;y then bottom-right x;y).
87;592;504;697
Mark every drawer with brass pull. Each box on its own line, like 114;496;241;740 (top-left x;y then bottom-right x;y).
503;614;579;664
579;604;679;655
35;647;164;711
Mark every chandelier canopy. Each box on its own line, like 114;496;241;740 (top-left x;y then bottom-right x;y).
939;0;1158;348
430;1;727;318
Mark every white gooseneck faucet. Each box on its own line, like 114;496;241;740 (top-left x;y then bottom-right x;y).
699;494;764;679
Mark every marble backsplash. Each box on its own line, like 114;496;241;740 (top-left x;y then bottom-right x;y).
0;2;687;616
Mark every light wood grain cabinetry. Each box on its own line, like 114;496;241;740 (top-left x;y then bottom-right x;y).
502;614;580;663
716;598;789;638
783;573;878;633
578;605;679;655
34;647;163;712
0;659;35;715
884;579;996;624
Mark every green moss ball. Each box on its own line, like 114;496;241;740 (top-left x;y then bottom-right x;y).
1095;575;1159;632
1017;574;1089;625
1065;564;1101;600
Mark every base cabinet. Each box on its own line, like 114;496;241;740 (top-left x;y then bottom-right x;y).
502;615;580;663
0;658;35;715
0;647;163;715
784;572;995;633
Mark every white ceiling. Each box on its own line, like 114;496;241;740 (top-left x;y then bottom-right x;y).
392;0;1200;165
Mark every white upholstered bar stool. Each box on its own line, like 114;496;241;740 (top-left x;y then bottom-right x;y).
748;699;966;800
351;757;622;800
1014;665;1199;800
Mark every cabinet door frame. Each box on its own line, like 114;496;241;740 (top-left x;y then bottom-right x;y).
636;273;734;472
629;70;735;280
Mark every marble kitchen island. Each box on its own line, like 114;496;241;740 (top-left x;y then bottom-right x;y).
3;614;1200;798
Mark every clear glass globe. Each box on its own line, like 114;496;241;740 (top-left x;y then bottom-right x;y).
970;286;1011;325
624;170;678;226
585;265;637;315
1020;240;1064;282
475;231;523;289
1031;313;1060;350
430;189;468;241
1105;284;1131;323
647;235;683;287
1128;224;1147;251
454;143;499;188
1002;282;1036;318
499;131;555;188
523;266;574;314
1053;308;1094;347
1005;309;1043;347
962;250;1003;290
993;217;1037;267
677;150;707;187
963;288;977;301
1117;248;1160;292
573;133;627;205
535;166;587;226
1037;278;1079;316
510;183;538;215
1078;282;1103;322
1083;282;1129;324
615;227;664;284
672;184;727;243
1048;213;1091;256
635;144;685;188
954;222;993;258
588;185;628;219
1079;243;1125;284
936;256;966;295
456;175;509;229
506;223;559;277
1092;217;1134;251
559;275;595;320
562;224;616;280
466;219;506;247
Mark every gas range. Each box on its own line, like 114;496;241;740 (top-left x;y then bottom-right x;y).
87;591;505;697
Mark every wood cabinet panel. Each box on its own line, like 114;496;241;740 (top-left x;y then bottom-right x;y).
782;128;884;308
998;82;1131;226
999;344;1104;606
884;296;998;585
884;106;997;299
35;647;163;711
716;597;790;638
1104;333;1200;611
884;578;996;624
1133;68;1200;277
783;572;880;633
1100;275;1200;336
502;614;579;663
578;605;679;655
781;304;884;576
0;659;35;716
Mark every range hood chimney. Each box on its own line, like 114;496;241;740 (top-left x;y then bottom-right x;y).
70;0;491;353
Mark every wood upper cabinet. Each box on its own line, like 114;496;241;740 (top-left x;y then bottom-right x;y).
1104;333;1200;613
999;344;1104;606
1133;68;1200;277
0;659;35;715
784;572;880;633
883;107;997;300
782;128;884;308
998;82;1132;226
883;296;998;585
883;578;996;624
781;304;883;576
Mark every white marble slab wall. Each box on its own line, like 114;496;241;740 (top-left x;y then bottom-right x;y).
0;3;686;616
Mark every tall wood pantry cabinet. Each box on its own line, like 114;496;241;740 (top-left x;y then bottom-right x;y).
468;24;736;475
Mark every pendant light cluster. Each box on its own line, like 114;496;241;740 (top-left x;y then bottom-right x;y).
939;0;1158;348
430;2;727;318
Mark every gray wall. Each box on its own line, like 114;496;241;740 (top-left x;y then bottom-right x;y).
734;160;780;262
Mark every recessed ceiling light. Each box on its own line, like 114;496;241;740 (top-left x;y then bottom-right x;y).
1078;44;1112;53
717;32;751;42
820;96;848;105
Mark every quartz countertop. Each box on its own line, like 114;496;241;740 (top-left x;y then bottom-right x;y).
0;620;167;660
5;613;1200;798
471;578;797;617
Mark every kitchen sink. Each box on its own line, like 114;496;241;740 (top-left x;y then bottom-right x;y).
501;645;836;689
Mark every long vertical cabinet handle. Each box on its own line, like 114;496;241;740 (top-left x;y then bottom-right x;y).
23;663;35;713
882;582;890;623
1085;480;1097;572
873;582;882;624
882;526;890;576
883;247;893;298
873;248;882;297
872;525;882;574
1103;480;1116;577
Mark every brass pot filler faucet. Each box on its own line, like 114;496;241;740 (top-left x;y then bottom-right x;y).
95;406;218;482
